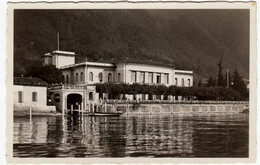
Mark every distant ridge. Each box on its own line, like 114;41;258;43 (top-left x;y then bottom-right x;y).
14;9;249;81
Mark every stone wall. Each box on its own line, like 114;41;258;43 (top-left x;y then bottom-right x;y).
103;103;248;115
14;104;56;116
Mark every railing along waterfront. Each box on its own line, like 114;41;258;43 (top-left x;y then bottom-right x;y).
101;99;249;105
48;84;88;90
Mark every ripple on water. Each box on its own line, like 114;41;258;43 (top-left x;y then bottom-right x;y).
13;113;249;157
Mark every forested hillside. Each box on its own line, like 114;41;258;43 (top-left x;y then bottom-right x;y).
14;9;249;81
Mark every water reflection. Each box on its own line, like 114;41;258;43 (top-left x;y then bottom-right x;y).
13;113;248;157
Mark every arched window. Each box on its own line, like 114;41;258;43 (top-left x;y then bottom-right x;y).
118;73;121;82
99;72;103;82
89;72;93;81
66;75;69;84
182;78;185;87
55;93;60;102
108;73;112;82
175;78;178;86
75;73;78;82
80;72;83;81
89;92;93;100
188;79;191;87
62;75;65;83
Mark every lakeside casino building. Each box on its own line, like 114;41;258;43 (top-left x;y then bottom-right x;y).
45;50;193;112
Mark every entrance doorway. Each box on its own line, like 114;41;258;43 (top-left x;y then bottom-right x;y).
67;94;82;110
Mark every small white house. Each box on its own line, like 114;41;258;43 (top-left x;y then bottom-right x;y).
13;77;56;114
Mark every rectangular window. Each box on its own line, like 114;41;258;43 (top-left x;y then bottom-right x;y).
32;92;37;102
148;73;153;83
165;74;169;84
131;71;136;82
140;72;145;83
18;91;23;103
157;74;161;84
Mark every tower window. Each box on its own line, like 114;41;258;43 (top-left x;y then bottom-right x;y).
89;72;93;81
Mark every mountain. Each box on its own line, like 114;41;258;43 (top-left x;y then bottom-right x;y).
14;9;249;81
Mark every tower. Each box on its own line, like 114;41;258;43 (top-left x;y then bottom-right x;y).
44;50;76;68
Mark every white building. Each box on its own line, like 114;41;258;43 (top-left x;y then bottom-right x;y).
13;77;56;113
46;50;193;113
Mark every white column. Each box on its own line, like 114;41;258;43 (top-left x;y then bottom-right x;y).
161;73;165;84
136;71;140;83
153;73;157;84
144;72;148;83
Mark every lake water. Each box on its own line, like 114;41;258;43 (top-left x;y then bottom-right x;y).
13;113;249;157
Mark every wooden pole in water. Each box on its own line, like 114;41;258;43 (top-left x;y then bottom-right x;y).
81;103;83;118
29;105;32;125
71;105;73;115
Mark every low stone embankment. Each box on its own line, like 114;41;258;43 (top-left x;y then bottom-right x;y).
96;103;249;115
14;104;56;116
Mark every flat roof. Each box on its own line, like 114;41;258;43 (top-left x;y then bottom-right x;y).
44;50;76;57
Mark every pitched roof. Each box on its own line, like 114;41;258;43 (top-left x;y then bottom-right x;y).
14;77;48;86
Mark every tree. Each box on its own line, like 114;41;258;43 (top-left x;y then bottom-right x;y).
25;64;63;84
198;79;202;87
232;69;248;99
217;59;225;87
207;76;216;87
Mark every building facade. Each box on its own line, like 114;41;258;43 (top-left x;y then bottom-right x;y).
13;77;56;113
46;50;193;113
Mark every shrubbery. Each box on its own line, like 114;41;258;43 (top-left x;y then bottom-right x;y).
96;83;246;101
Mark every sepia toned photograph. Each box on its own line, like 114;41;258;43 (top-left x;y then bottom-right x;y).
6;2;257;164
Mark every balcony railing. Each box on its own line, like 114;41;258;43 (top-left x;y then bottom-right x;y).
101;99;249;105
48;84;88;90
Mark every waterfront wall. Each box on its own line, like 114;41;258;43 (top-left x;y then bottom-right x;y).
14;104;56;116
97;103;248;114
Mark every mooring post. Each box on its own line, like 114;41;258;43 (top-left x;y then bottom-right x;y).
71;105;73;115
29;105;32;125
81;103;84;112
81;104;83;118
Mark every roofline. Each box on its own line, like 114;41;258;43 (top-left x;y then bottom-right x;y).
13;84;48;87
116;62;175;70
175;70;193;74
59;61;115;70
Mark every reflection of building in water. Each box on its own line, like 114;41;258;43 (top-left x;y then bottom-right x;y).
13;117;55;144
61;116;127;156
125;115;194;156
